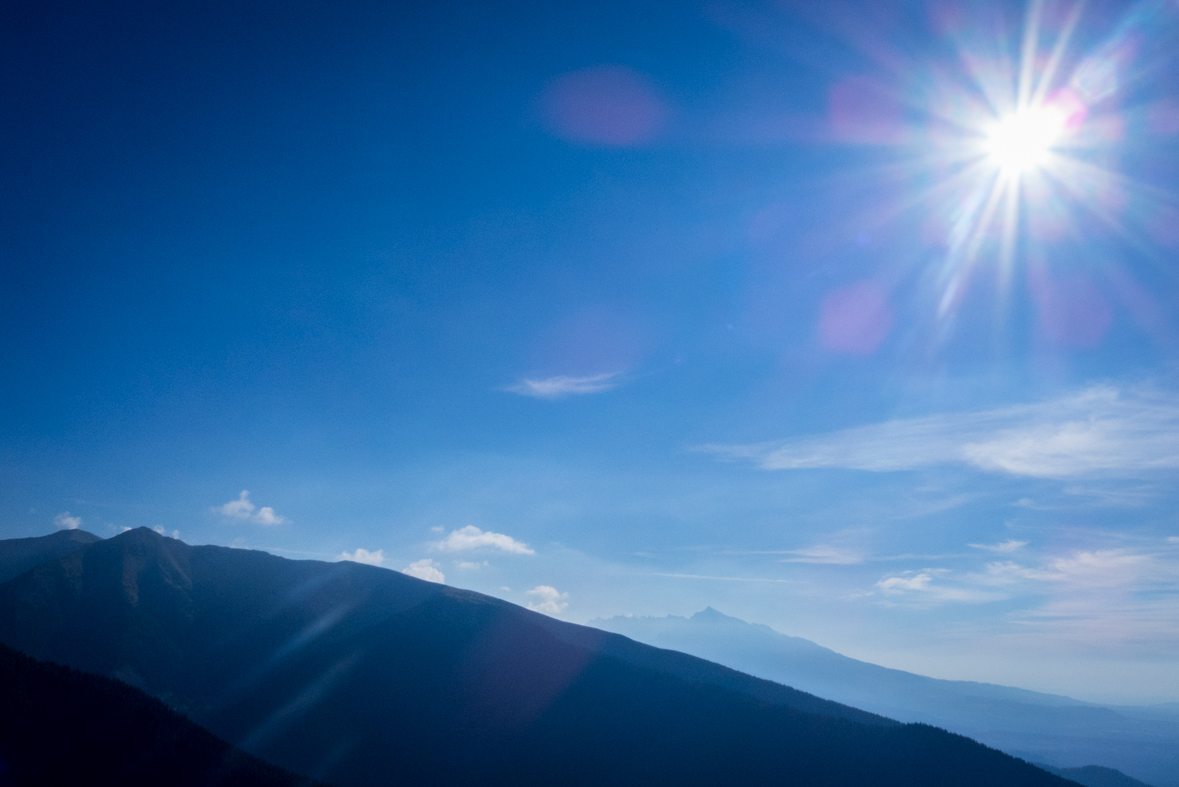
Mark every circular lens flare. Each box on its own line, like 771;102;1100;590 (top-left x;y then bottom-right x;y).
984;107;1067;174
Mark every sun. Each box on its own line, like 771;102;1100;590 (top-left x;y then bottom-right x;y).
983;105;1068;175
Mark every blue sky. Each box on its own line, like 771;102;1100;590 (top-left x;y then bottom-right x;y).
3;0;1179;703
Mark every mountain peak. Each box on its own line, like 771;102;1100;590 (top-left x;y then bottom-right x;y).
0;528;105;584
691;606;738;622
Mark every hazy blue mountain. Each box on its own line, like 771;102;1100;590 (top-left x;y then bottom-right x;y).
591;608;1178;787
0;529;101;583
0;641;325;787
1036;764;1157;787
0;528;1076;787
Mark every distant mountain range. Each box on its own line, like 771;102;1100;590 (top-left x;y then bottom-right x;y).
592;608;1179;787
1035;764;1157;787
0;640;324;786
0;528;1077;787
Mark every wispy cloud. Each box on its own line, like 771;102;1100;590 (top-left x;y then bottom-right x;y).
701;385;1179;479
504;372;620;399
868;539;1179;643
968;539;1027;553
339;548;385;567
213;490;288;525
54;512;81;530
875;569;1006;603
526;585;568;615
636;572;796;583
779;545;864;564
403;559;445;583
433;525;534;555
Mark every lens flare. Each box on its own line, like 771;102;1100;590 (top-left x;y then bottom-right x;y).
984;106;1067;174
797;0;1177;355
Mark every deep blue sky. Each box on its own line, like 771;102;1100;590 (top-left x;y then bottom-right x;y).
3;0;1179;702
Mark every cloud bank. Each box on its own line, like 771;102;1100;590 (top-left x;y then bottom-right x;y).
702;386;1179;479
504;373;620;399
403;559;445;583
434;526;534;555
214;491;288;525
869;538;1179;649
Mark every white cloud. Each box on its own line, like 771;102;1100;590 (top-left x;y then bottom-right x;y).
1044;549;1153;588
151;525;180;539
875;570;1002;603
53;512;81;530
339;548;385;567
214;491;287;525
504;373;620;399
253;506;286;525
878;572;935;593
701;385;1179;479
968;539;1027;553
457;561;485;570
974;561;1059;585
402;559;445;583
780;545;864;564
978;545;1179;649
217;490;255;518
526;585;569;615
861;537;1179;652
434;525;534;555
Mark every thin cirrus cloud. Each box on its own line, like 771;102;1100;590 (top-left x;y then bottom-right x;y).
700;385;1179;479
968;540;1028;553
504;372;621;399
779;545;864;564
213;490;288;525
875;570;1004;603
433;525;534;555
869;540;1179;647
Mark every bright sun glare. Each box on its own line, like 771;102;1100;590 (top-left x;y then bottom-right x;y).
983;106;1067;174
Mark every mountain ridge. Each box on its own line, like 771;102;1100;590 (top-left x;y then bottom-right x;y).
0;528;1077;787
591;607;1178;787
0;528;102;584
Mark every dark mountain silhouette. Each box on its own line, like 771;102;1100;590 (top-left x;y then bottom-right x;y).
1036;764;1156;787
0;529;101;584
0;528;1079;787
592;607;1179;787
0;641;326;787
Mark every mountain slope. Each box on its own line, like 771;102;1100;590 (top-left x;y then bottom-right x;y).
0;641;325;787
1037;764;1157;787
0;529;101;584
592;608;1178;787
0;529;1078;787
